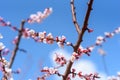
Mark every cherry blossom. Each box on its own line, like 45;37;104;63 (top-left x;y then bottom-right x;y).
41;67;58;75
40;66;59;79
21;28;71;47
104;32;114;38
0;17;11;27
53;53;67;66
38;31;46;39
114;27;120;34
0;16;18;32
70;51;83;62
1;48;10;56
0;42;5;51
56;36;66;48
45;33;54;44
87;28;94;33
22;28;30;38
68;68;100;80
96;36;105;45
27;8;52;23
0;57;13;80
0;3;120;79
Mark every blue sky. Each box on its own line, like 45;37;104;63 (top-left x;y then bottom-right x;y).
0;0;120;80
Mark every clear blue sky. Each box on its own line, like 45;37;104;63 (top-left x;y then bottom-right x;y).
0;0;120;80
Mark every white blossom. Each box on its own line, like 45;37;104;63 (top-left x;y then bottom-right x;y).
115;27;120;34
0;42;5;50
28;8;52;23
39;31;46;39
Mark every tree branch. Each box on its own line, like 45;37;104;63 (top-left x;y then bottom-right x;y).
70;0;81;34
9;20;25;68
74;0;94;51
63;0;94;80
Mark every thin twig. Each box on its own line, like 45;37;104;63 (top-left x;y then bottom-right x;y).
0;50;2;59
9;20;25;68
70;0;81;34
63;0;94;80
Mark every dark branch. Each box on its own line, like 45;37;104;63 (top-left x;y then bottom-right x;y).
63;0;94;80
9;20;25;68
74;0;94;51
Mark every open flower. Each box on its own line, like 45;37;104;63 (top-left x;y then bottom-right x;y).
96;36;105;45
0;42;5;50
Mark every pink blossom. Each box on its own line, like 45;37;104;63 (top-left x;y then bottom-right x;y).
96;36;105;45
104;32;114;38
96;36;104;41
38;31;46;39
70;52;80;62
2;48;10;56
57;35;66;48
28;8;52;23
114;27;120;34
46;33;54;44
41;67;58;75
53;53;67;66
22;28;30;38
28;29;35;37
87;45;95;52
87;28;94;33
6;21;11;26
49;67;58;74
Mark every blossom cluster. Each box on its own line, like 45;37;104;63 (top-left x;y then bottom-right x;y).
27;8;52;23
41;67;58;75
21;28;71;48
39;67;59;80
70;45;94;62
1;11;120;80
96;27;120;46
53;53;67;66
0;57;13;80
0;17;18;31
56;36;66;47
67;68;100;80
0;17;11;27
0;17;71;48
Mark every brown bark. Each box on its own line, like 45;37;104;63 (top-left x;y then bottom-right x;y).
63;0;94;80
